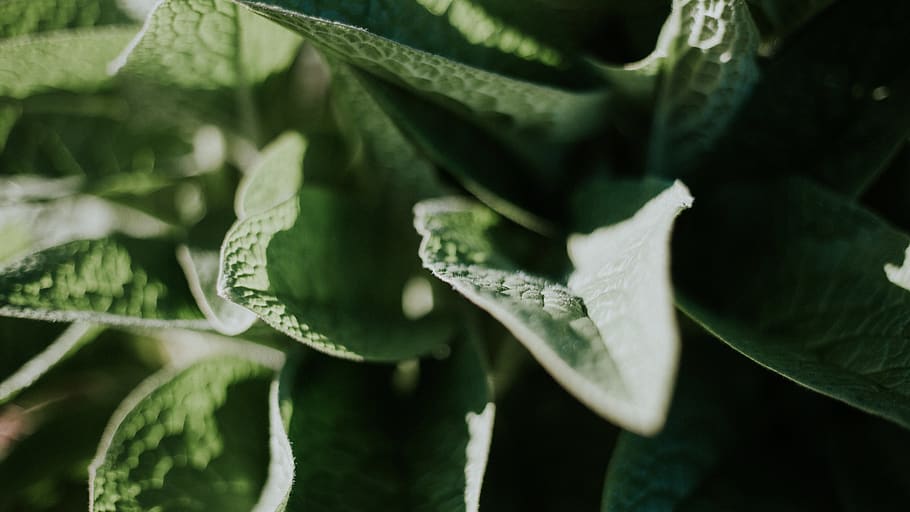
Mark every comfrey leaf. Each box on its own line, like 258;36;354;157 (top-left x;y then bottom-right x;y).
675;178;910;429
178;245;257;336
283;339;493;511
0;0;132;38
414;181;692;434
89;354;278;512
219;189;452;361
0;236;207;328
235;132;306;219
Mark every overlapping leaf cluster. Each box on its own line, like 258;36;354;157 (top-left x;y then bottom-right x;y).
1;0;909;510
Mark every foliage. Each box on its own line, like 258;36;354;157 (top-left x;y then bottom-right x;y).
1;0;909;510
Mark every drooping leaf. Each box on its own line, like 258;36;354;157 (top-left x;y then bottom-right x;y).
414;181;692;434
220;188;452;361
686;0;910;195
235;132;306;219
284;339;493;511
674;178;910;429
250;372;294;512
90;355;276;512
0;236;207;328
0;27;137;99
0;321;101;404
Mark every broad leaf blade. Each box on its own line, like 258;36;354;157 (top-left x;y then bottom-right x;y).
414;181;692;434
0;27;137;99
0;236;207;328
284;340;493;511
675;178;910;428
219;189;452;361
90;355;274;512
0;0;132;38
235;132;306;219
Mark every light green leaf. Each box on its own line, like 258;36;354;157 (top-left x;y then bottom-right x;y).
414;181;693;434
178;245;256;336
0;236;207;328
235;132;307;219
284;339;493;511
219;188;452;361
0;322;101;404
674;178;910;429
0;0;132;38
112;0;301;90
647;0;760;175
234;0;607;141
90;355;274;512
0;27;137;99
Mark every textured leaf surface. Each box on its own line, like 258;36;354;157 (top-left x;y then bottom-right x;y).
90;355;273;512
0;321;100;404
0;236;206;328
0;0;131;38
414;181;692;434
689;0;910;195
284;340;493;511
220;189;452;361
675;178;910;428
647;0;760;175
113;0;301;90
0;27;137;99
235;0;607;140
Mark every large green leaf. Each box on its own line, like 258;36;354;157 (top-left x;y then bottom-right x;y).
219;188;452;361
234;132;307;220
0;236;207;328
674;178;910;428
414;181;692;434
90;355;276;512
284;339;493;511
234;0;607;141
0;26;137;99
686;0;910;195
0;0;131;38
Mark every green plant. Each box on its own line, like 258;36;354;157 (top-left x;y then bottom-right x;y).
1;0;909;509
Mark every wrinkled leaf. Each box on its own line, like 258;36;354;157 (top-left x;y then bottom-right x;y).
235;131;306;219
178;245;256;336
90;355;275;512
414;181;692;434
0;0;131;38
0;236;207;328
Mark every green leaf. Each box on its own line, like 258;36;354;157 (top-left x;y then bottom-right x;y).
414;181;692;434
251;373;294;512
0;321;101;404
0;104;20;152
284;339;493;511
112;0;301;91
219;188;453;361
235;132;306;219
601;335;763;511
674;178;910;429
234;0;607;140
0;0;132;38
0;27;137;99
0;236;207;328
687;0;910;195
177;246;257;336
646;0;760;175
90;355;276;512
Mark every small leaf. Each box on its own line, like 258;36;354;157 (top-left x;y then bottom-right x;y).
414;181;692;434
0;236;207;328
220;189;452;361
235;132;307;219
90;355;274;512
0;26;137;99
674;178;910;429
284;339;493;511
0;321;101;404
